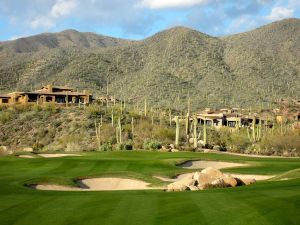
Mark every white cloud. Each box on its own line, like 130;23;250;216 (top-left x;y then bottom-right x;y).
28;16;55;29
138;0;209;9
266;6;294;21
27;0;78;29
51;0;78;18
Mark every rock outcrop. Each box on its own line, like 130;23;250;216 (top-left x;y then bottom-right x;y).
166;167;256;192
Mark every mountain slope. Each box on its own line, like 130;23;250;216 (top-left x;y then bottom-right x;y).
0;29;132;53
0;19;299;111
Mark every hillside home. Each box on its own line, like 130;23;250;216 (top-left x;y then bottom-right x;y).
0;85;92;105
194;109;272;128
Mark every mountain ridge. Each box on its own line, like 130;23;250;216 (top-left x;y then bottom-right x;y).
0;18;299;111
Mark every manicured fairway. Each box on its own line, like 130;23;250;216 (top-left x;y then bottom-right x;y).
0;151;300;225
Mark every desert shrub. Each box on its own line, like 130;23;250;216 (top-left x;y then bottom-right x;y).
143;139;162;150
153;127;175;143
31;104;42;112
32;142;44;152
228;131;251;152
100;143;113;151
43;103;57;114
19;110;37;121
99;124;117;144
85;105;103;118
0;111;13;123
66;142;83;152
259;132;300;155
116;142;133;151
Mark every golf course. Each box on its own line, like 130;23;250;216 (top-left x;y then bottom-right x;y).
0;151;300;225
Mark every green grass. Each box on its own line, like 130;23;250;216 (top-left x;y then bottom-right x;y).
0;151;300;225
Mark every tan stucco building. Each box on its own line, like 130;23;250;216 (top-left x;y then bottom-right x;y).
0;85;92;105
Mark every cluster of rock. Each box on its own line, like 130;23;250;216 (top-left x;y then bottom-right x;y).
166;167;256;192
160;144;179;152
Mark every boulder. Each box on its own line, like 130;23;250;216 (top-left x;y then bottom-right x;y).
189;138;195;144
211;178;227;188
212;145;221;151
167;182;189;192
194;173;215;188
239;178;256;186
23;147;33;152
198;140;205;146
160;146;171;152
221;174;238;187
201;167;223;179
0;146;8;152
171;149;179;152
167;175;195;192
187;185;199;191
169;144;175;149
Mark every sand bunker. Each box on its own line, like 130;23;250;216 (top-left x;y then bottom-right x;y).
18;155;35;158
179;160;248;169
38;154;81;158
230;173;274;181
35;184;82;191
81;178;155;191
34;177;159;191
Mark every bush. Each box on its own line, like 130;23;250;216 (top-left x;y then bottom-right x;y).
116;142;133;151
143;139;162;150
229;132;251;152
43;103;57;114
85;105;103;118
259;132;300;155
100;143;113;151
32;142;44;152
0;111;13;123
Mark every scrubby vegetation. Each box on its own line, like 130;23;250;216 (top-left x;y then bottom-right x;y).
0;102;299;156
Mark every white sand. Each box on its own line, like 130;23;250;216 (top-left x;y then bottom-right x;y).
34;177;161;191
35;184;82;191
38;154;81;158
230;173;274;181
180;160;248;169
18;155;35;158
81;178;156;191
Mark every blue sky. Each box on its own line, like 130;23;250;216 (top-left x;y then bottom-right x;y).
0;0;300;41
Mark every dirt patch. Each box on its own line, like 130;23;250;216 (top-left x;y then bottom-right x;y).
18;155;36;158
33;178;161;191
38;154;81;158
179;160;248;169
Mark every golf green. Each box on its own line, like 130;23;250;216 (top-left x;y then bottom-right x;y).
0;151;299;225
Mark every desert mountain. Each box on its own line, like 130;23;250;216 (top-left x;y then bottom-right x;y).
0;18;299;111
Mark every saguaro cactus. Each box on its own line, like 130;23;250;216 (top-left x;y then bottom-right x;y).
144;98;147;117
169;109;172;126
65;95;69;107
111;110;114;127
185;113;190;138
118;117;122;144
203;117;207;146
175;116;180;147
252;117;256;141
94;120;102;150
193;115;198;149
131;117;134;139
